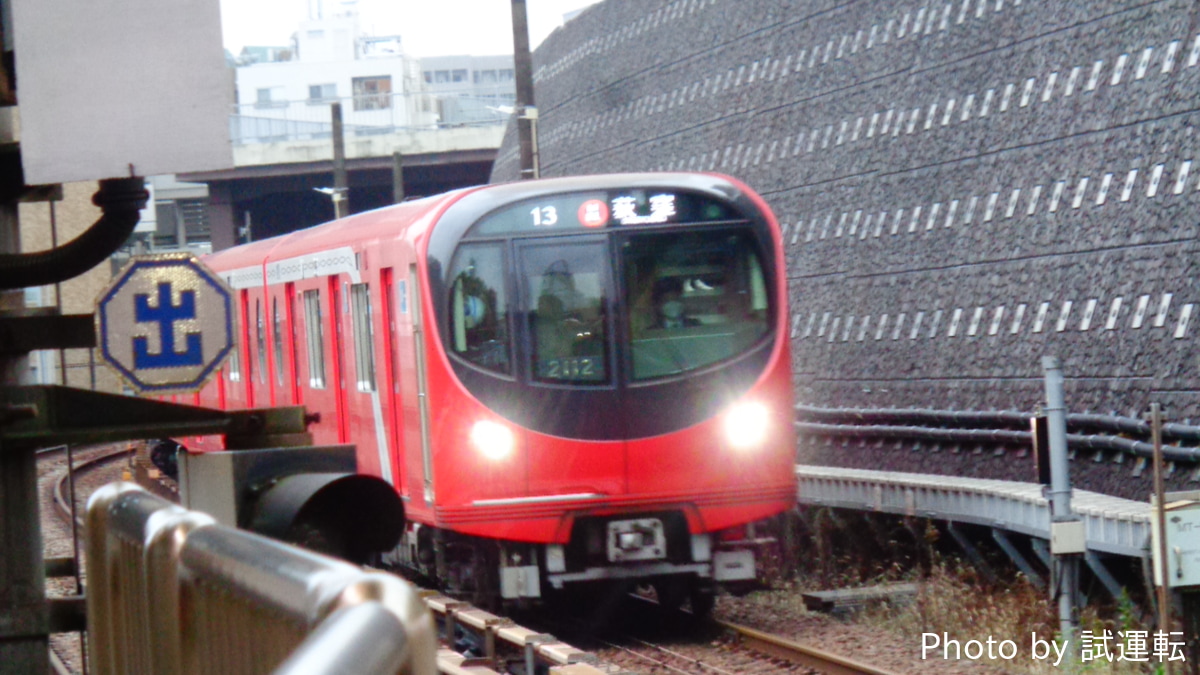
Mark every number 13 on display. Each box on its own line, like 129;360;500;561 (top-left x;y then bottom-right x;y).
531;205;558;227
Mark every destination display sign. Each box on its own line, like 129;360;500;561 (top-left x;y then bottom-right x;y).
469;189;737;237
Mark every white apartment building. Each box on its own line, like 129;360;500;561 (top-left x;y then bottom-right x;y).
232;13;435;144
420;55;516;126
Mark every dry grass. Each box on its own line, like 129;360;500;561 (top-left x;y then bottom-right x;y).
864;561;1159;674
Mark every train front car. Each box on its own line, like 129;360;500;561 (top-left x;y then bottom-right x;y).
410;173;795;612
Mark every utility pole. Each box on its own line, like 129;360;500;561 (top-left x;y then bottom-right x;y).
392;152;405;204
1043;356;1081;659
1150;403;1172;638
511;0;539;179
331;102;349;217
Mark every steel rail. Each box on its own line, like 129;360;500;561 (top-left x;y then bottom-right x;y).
715;620;899;675
51;446;131;528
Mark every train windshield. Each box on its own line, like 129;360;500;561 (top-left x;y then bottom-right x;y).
521;241;610;384
444;187;774;388
447;243;511;374
622;229;769;380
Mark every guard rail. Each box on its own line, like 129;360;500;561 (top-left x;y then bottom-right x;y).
86;482;437;675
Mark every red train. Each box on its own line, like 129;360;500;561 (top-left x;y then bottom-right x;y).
180;172;796;612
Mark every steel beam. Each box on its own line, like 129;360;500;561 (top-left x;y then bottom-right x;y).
992;529;1045;588
946;522;996;583
1084;550;1125;601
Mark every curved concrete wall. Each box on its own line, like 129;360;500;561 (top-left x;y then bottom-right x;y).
494;0;1200;424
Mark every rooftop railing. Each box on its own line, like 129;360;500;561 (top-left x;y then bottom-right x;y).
231;89;513;145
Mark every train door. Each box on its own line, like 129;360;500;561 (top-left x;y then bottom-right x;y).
284;283;302;405
380;268;408;490
270;294;287;406
328;276;350;443
410;264;434;505
252;295;270;406
514;237;625;495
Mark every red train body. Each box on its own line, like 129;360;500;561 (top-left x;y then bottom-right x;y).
186;172;795;609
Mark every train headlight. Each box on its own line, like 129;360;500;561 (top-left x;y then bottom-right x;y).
471;420;514;460
723;401;769;450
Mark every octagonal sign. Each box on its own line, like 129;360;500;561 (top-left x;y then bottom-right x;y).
97;253;234;394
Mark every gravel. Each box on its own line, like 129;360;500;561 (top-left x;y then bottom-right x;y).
714;591;1017;675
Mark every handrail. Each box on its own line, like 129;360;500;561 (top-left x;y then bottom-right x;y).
85;482;437;675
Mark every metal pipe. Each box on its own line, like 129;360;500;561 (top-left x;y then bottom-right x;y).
273;603;409;675
0;177;147;290
1042;357;1077;652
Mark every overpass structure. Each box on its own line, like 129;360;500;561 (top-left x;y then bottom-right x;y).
184;112;505;250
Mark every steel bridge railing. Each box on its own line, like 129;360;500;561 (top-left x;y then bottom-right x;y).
85;482;437;675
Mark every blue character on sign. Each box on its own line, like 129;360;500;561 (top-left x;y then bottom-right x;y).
133;282;203;368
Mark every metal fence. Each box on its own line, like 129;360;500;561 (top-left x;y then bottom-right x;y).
231;89;512;145
86;482;437;675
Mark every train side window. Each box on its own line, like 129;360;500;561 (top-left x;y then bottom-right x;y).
256;299;267;384
228;323;242;382
273;297;285;387
447;243;511;374
350;283;377;392
240;290;254;385
303;289;327;389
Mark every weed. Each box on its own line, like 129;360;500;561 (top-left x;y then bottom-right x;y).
859;560;1156;674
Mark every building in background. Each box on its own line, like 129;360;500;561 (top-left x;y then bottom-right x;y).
231;11;433;145
145;175;213;254
230;9;517;146
420;55;516;126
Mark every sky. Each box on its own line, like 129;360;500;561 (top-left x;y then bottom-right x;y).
219;0;604;58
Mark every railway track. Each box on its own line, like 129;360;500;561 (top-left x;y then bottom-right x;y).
50;444;135;527
559;591;900;675
717;620;897;675
587;618;900;674
37;443;133;675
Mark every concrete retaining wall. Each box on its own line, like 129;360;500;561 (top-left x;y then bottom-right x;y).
495;0;1200;424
